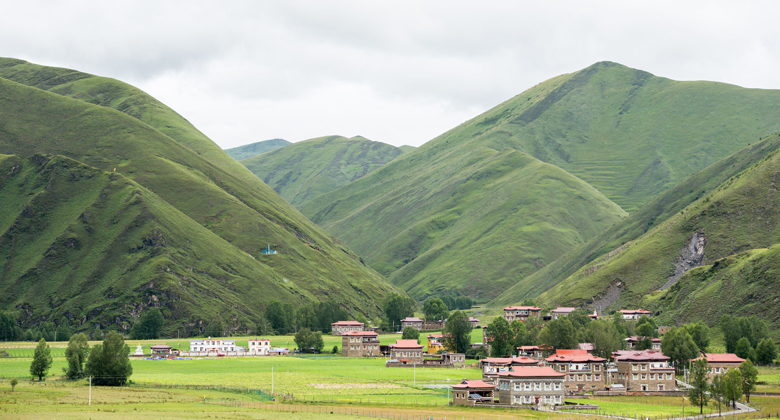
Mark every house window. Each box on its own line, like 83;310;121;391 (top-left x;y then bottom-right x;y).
524;395;533;403
594;364;600;372
524;382;532;390
594;374;601;381
658;384;665;391
554;382;561;391
514;383;521;391
554;395;562;403
577;375;583;381
632;364;638;371
586;375;591;381
714;367;721;373
641;374;647;380
649;374;655;380
513;395;521;404
632;374;638;380
641;364;647;371
544;382;551;391
667;373;673;380
534;382;541;391
568;375;574;381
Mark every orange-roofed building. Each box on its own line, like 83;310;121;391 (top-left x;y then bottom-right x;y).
427;333;444;354
612;350;676;391
388;339;424;364
503;306;542;323
479;356;539;382
545;349;607;392
341;331;379;357
496;366;566;406
693;352;746;382
451;380;495;406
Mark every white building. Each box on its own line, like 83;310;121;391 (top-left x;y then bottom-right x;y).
247;338;272;355
189;337;241;354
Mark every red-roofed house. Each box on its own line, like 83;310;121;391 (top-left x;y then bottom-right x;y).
496;366;566;406
612;350;675;391
503;306;542;323
550;307;577;319
451;380;495;406
517;345;545;359
388;339;424;364
617;309;652;320
341;331;380;357
693;353;746;381
331;320;364;336
624;336;662;350
545;349;606;391
479;357;539;382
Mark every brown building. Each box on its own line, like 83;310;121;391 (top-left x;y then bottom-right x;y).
517;345;546;359
331;320;364;336
496;366;566;407
612;350;676;391
550;307;576;319
341;331;379;357
624;336;662;350
693;353;746;382
388;339;424;364
468;317;480;328
503;306;542;323
480;356;539;383
400;317;424;330
545;349;606;392
150;344;174;357
451;380;495;406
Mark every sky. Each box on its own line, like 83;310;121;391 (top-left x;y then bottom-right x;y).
3;1;780;148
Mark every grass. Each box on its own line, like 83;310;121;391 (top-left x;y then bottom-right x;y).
0;57;399;333
241;135;404;208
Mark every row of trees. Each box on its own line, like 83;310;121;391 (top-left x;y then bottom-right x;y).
30;331;132;385
688;357;758;414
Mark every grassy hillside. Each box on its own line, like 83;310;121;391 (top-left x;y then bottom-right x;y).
301;127;627;300
224;139;290;160
530;132;780;316
492;133;780;305
0;59;399;331
0;155;300;334
240;135;404;207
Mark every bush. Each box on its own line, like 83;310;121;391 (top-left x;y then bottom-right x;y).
401;327;420;340
332;345;339;354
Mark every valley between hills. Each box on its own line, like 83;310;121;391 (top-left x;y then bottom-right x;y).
3;57;780;335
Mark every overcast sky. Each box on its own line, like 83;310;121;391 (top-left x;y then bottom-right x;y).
4;1;780;148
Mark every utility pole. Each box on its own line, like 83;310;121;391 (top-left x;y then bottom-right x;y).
271;366;274;396
89;376;92;406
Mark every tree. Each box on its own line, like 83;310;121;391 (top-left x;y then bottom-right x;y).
720;315;768;353
510;320;531;348
55;317;72;342
204;317;224;337
10;378;18;391
755;337;778;365
383;294;415;332
587;320;623;359
734;337;753;361
722;369;743;408
739;359;758;403
294;328;324;353
454;296;473;310
710;374;725;416
682;321;710;351
688;358;710;414
282;303;297;333
635;322;656;350
265;301;288;334
130;308;165;339
402;327;420;340
30;338;53;381
85;331;133;386
612;315;629;338
524;316;545;345
539;318;577;350
64;333;90;379
422;298;449;322
661;327;699;373
0;311;19;341
442;310;472;353
485;317;514;357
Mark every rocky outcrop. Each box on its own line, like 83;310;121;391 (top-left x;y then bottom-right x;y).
660;230;706;290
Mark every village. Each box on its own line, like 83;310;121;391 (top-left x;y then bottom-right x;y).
115;305;766;415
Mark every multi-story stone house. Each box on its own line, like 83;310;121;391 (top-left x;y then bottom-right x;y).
388;339;424;364
331;320;364;336
617;309;652;320
612;350;676;391
495;366;566;407
550;307;576;319
247;338;271;355
341;331;380;357
451;380;495;406
545;349;606;392
400;317;424;330
693;353;745;382
503;306;542;323
480;356;539;383
624;336;662;350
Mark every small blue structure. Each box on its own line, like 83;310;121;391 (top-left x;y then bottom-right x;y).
261;244;277;255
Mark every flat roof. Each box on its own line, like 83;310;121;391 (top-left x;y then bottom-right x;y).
503;306;541;311
452;380;495;389
331;320;364;326
613;350;669;361
497;366;566;378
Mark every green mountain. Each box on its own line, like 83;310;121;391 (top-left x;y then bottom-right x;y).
0;58;398;333
528;132;780;325
492;133;780;306
240;135;405;207
224;139;290;160
398;145;416;154
301;140;627;301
